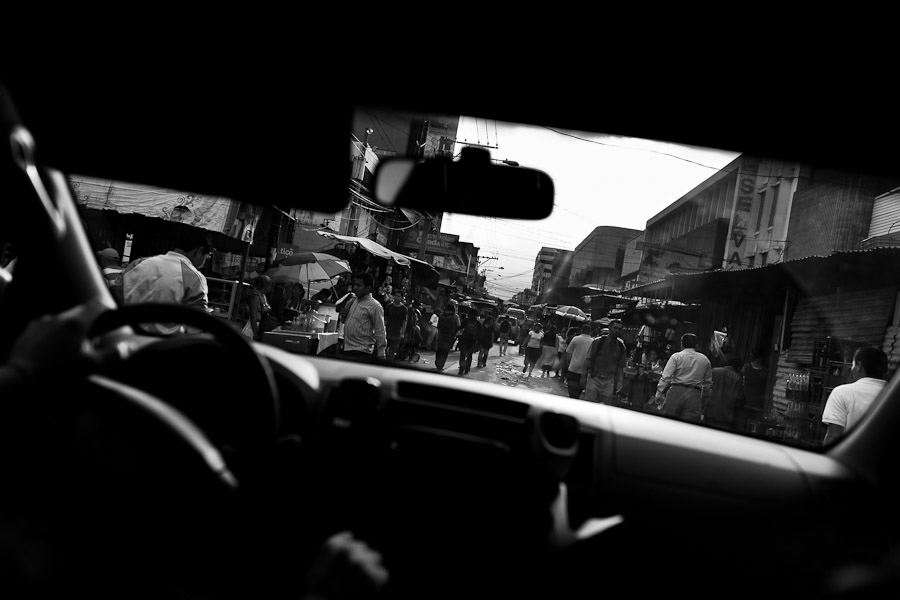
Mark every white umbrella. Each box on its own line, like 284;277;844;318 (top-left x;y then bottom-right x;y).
265;252;351;298
554;305;588;322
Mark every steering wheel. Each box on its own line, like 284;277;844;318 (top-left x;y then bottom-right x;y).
89;303;281;458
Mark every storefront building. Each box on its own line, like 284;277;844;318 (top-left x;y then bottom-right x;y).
627;248;900;447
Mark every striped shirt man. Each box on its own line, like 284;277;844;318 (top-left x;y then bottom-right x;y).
342;291;387;357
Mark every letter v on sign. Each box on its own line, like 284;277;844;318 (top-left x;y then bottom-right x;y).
732;231;746;247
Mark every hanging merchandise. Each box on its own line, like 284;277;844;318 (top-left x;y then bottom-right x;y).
721;327;732;354
710;326;730;362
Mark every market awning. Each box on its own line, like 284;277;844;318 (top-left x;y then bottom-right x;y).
317;230;439;288
624;247;900;303
69;174;238;235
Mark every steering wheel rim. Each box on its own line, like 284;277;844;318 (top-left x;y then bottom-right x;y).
89;303;281;450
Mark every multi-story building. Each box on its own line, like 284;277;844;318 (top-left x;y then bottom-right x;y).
623;155;801;299
721;156;800;271
532;247;562;296
570;226;641;290
639;155;745;282
786;167;900;260
511;288;538;307
303;109;460;255
616;154;900;421
619;232;646;290
543;250;574;297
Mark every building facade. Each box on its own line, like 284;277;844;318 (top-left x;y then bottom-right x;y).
532;247;562;296
511;288;538;307
785;167;900;260
623;154;802;299
570;226;641;289
542;250;574;298
722;156;800;271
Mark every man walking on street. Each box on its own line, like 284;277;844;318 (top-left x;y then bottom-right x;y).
476;314;494;367
340;272;387;361
497;316;511;356
565;324;594;399
581;318;628;404
383;290;408;361
457;307;481;375
650;333;712;423
427;310;440;350
704;356;744;429
434;303;460;372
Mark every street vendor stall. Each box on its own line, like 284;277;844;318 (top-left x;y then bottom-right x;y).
261;307;340;355
316;230;439;289
207;277;252;324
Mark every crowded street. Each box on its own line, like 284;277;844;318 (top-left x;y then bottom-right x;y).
407;344;572;398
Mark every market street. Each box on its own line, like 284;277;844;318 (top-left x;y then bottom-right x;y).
403;344;572;398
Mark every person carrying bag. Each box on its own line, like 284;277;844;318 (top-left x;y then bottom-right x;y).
242;275;277;341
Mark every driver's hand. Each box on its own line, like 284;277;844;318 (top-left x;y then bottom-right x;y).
301;531;389;600
7;300;109;383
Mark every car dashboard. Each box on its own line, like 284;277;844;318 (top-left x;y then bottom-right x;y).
250;344;889;598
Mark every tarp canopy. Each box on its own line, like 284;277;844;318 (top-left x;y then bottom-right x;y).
317;230;439;288
70;174;238;235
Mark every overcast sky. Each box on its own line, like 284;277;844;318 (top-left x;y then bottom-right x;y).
440;117;742;300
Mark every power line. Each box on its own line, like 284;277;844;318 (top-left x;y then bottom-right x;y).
536;130;882;191
540;127;738;171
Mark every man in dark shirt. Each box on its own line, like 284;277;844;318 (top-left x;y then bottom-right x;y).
582;318;628;404
704;356;744;429
457;308;481;375
384;290;408;361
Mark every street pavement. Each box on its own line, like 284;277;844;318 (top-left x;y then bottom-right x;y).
398;343;573;398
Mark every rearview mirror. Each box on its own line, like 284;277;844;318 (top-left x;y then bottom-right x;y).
374;147;554;219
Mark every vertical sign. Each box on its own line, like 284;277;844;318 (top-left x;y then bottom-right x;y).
724;158;759;270
122;233;134;265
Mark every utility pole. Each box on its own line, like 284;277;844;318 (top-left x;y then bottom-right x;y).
467;255;497;289
416;212;432;261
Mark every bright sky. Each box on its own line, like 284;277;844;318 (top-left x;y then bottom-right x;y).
440;117;742;300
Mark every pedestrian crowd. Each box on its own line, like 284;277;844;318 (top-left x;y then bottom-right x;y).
91;240;895;446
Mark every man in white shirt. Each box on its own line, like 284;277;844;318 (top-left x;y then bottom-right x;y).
427;311;440;350
564;324;594;399
123;234;213;335
650;332;712;422
822;346;889;444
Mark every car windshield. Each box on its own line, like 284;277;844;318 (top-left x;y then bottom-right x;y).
61;103;900;452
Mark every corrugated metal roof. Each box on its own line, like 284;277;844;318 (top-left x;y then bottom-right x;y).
623;247;900;302
869;193;900;238
875;185;900;200
787;286;897;365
